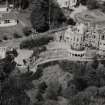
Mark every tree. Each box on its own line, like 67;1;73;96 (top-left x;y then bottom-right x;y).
20;36;53;49
38;82;47;93
58;61;76;73
31;0;66;32
7;0;30;9
23;27;32;36
49;0;66;29
31;0;49;32
0;53;17;82
85;86;98;97
21;0;30;9
77;0;87;5
44;81;61;100
86;0;99;10
98;2;105;12
66;18;76;26
62;83;77;99
84;63;99;87
69;91;91;105
44;100;59;105
83;62;105;87
99;86;105;97
0;77;31;105
91;56;99;69
72;62;87;91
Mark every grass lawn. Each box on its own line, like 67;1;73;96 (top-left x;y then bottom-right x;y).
0;9;32;48
0;9;32;40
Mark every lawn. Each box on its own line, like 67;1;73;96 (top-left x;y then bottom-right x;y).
0;9;32;48
0;9;32;41
74;9;105;24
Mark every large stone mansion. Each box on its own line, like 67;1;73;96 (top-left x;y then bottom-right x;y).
53;22;105;58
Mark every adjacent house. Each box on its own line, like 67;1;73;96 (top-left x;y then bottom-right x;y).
56;0;77;8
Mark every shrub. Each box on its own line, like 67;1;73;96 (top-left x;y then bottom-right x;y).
36;91;44;101
45;81;61;100
58;61;74;73
20;36;53;49
62;84;77;99
38;82;47;93
0;77;31;105
66;18;76;25
0;39;2;42
23;27;32;36
6;48;18;58
69;91;91;105
77;0;87;5
32;66;43;80
85;86;98;97
3;36;8;40
87;0;99;10
12;48;18;57
13;33;22;38
91;56;99;69
99;86;105;97
31;46;47;58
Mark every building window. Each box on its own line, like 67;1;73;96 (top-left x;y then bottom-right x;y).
4;20;10;23
74;37;75;41
72;54;75;56
77;38;79;42
102;35;105;40
92;35;95;39
76;44;78;47
75;54;77;56
81;37;83;40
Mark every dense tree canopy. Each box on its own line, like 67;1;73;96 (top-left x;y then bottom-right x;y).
86;0;99;9
31;0;66;32
31;0;49;32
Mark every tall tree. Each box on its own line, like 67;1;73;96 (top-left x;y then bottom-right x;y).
31;0;66;32
86;0;99;9
31;0;49;32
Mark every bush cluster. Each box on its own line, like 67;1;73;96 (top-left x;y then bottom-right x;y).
23;27;32;36
13;33;22;38
20;36;54;49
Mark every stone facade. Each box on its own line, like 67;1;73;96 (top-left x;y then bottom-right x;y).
54;23;105;56
85;25;100;48
64;23;86;50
